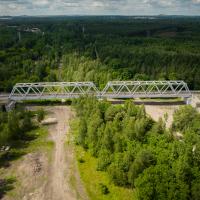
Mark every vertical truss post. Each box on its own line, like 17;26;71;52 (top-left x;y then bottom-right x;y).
9;81;192;101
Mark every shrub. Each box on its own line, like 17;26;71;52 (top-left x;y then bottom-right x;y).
99;183;109;195
78;158;85;163
37;109;45;122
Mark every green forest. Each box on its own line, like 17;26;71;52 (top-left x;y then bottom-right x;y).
1;16;200;200
0;16;200;91
73;97;200;200
0;108;45;148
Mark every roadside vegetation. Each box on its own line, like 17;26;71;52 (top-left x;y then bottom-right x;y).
75;145;135;200
0;107;53;198
0;108;48;150
72;97;200;200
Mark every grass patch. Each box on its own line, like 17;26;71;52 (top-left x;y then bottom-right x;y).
22;127;54;164
76;146;136;200
0;127;54;167
0;175;16;199
26;127;54;153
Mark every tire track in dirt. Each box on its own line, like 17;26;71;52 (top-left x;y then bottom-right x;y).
45;106;88;200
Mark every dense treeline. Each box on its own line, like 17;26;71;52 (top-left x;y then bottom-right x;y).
0;110;33;148
73;97;200;200
0;16;200;91
0;108;44;149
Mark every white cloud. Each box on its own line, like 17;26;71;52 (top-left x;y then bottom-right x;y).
192;0;200;3
91;1;105;8
0;0;199;15
32;0;50;6
144;0;175;8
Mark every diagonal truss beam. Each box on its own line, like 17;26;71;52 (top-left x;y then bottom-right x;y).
9;81;192;101
9;82;100;100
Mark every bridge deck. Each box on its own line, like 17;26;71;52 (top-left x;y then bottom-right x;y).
9;92;191;101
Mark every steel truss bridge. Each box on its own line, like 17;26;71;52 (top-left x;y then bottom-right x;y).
9;81;191;101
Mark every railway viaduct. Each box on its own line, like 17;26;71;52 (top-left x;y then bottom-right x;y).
0;80;194;110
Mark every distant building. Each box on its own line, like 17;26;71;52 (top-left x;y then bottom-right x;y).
31;28;41;33
24;27;42;34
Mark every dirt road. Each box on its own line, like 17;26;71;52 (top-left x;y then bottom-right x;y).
45;106;73;199
45;106;88;200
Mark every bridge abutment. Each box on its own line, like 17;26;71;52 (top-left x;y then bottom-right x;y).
5;101;16;112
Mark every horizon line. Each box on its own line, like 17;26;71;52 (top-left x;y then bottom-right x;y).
1;14;200;17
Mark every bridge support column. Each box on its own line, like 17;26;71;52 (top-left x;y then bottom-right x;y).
184;97;192;105
5;101;16;112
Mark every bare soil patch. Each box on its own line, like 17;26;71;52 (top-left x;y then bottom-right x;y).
145;105;180;128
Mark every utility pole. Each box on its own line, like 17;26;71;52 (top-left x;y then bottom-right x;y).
82;25;86;38
18;31;21;42
94;44;99;59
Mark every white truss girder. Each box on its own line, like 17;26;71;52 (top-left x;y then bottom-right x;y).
9;81;192;101
9;82;99;101
101;81;191;98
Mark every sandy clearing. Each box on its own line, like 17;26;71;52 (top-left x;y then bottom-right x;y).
145;94;200;127
145;105;180;128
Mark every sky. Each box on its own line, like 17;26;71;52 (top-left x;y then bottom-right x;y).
0;0;200;16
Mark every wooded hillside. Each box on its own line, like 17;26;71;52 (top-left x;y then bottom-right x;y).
0;16;200;91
